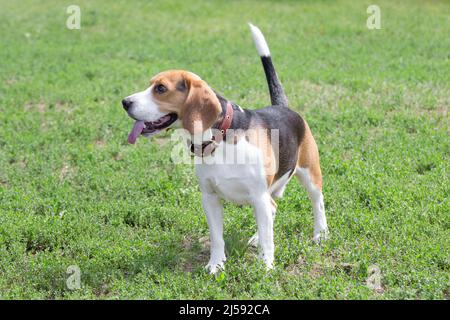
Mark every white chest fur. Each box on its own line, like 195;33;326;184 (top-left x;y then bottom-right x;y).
195;138;268;205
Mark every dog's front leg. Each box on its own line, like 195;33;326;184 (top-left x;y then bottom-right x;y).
253;193;275;270
202;192;226;274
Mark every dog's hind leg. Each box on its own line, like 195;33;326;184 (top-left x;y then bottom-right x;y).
248;197;276;247
252;193;275;269
296;123;328;243
295;166;328;243
248;170;292;247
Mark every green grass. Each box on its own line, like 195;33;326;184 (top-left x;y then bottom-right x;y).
0;0;449;299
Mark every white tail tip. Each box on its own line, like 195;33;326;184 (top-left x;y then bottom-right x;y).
248;23;270;57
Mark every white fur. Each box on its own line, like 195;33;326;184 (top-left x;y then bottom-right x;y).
124;86;167;122
196;140;329;273
252;192;274;268
196;138;275;272
202;192;226;274
295;167;328;242
196;138;268;205
248;170;292;248
248;23;271;57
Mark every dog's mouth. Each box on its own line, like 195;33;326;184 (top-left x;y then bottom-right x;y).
128;113;178;144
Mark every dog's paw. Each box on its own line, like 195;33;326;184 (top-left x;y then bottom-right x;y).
257;252;274;271
205;260;225;274
247;232;259;248
313;229;329;244
264;260;274;271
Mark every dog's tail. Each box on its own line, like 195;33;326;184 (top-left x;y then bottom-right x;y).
248;23;288;107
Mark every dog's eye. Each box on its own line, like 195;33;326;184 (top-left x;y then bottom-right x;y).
154;84;167;94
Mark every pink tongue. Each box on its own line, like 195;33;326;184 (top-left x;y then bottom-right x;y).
128;121;145;144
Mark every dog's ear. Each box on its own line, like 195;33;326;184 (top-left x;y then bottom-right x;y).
181;77;221;136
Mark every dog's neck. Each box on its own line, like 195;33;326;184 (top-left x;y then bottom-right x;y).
189;91;252;157
213;90;249;132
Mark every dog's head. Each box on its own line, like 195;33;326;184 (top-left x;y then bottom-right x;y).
122;70;222;144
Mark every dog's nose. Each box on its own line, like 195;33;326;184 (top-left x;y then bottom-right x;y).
122;99;132;111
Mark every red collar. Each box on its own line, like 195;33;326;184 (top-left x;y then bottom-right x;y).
190;102;234;157
214;101;234;142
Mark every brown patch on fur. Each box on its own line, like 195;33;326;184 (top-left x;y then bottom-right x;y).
149;70;221;135
149;70;197;114
181;78;221;135
266;175;275;188
245;121;278;188
297;121;322;190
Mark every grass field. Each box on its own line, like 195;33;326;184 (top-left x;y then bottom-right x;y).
0;0;449;299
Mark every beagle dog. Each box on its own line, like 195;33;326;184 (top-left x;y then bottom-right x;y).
122;24;328;273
